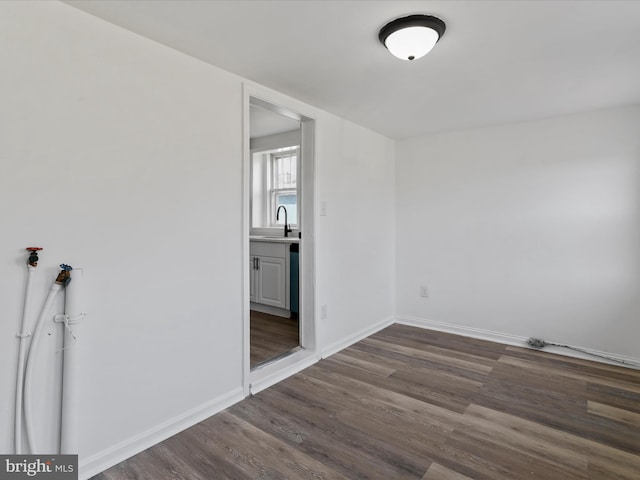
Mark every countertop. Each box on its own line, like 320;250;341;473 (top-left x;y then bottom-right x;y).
250;235;300;244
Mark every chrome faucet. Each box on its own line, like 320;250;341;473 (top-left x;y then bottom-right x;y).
276;205;292;237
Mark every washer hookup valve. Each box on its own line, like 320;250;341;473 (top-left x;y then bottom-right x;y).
26;247;43;267
56;264;73;286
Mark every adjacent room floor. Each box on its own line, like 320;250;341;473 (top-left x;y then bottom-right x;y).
250;310;299;367
93;324;640;479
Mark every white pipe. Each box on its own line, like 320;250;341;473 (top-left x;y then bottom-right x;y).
14;264;37;454
23;279;63;454
60;268;84;454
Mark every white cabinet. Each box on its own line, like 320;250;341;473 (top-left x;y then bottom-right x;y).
250;241;290;313
254;256;286;308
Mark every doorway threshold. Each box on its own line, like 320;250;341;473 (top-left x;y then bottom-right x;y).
249;347;319;395
252;346;303;371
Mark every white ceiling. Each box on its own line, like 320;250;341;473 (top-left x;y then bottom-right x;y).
64;0;640;139
250;104;300;139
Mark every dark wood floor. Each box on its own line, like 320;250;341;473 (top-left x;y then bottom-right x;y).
250;310;299;367
93;324;640;480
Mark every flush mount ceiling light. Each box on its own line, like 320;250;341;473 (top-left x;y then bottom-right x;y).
379;14;446;61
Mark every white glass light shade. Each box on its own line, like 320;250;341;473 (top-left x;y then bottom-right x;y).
384;26;440;61
379;15;446;61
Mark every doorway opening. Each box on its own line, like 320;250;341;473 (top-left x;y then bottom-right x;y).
243;89;317;393
249;100;301;368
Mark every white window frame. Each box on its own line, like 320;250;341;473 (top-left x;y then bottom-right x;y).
269;147;299;228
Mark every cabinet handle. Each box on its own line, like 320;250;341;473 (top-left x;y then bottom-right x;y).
256;257;260;270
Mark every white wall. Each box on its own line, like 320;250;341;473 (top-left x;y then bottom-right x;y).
0;1;395;477
0;0;244;467
396;106;640;359
2;0;636;477
316;118;396;354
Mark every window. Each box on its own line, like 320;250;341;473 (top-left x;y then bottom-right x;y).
270;147;298;227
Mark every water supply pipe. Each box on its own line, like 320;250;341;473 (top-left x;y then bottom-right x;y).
59;267;85;454
23;264;72;454
14;247;42;454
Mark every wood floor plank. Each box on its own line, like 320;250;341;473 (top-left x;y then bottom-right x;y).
362;337;494;374
253;380;430;478
230;394;420;480
326;351;397;377
441;428;588;480
500;353;640;394
302;364;465;432
313;354;480;413
197;411;348;480
422;463;474;480
285;369;454;445
586;382;640;414
351;339;491;384
343;333;498;372
459;405;589;477
587;400;640;426
504;346;640;386
160;429;251;480
372;324;507;360
588;456;640;480
463;404;640;480
481;355;640;454
94;443;208;480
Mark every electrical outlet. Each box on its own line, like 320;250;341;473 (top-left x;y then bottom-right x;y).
320;304;328;319
420;285;429;298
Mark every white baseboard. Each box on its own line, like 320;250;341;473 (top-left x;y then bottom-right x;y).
321;316;395;359
396;315;640;370
250;302;291;318
79;387;245;480
397;315;525;347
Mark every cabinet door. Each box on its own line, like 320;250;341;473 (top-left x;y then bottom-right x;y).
256;255;286;308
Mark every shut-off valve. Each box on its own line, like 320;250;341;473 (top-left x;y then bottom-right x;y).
56;264;73;287
26;247;43;267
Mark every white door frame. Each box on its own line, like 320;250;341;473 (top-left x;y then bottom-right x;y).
242;83;318;395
